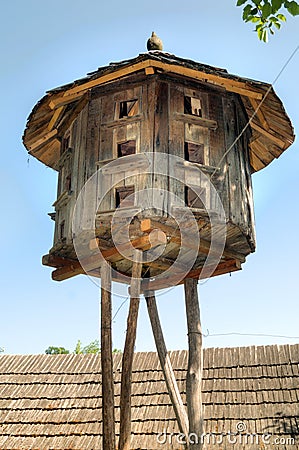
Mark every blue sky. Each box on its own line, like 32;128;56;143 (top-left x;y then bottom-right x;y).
1;0;298;354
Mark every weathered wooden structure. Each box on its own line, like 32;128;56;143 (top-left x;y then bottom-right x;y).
23;46;294;449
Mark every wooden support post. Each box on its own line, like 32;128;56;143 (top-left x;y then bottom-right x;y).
100;262;116;450
119;250;143;450
145;293;189;442
184;278;203;449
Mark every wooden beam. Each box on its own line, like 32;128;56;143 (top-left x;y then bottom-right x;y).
184;278;203;450
145;66;155;75
141;259;241;292
174;112;218;130
43;253;131;284
119;250;143;450
49;91;87;110
248;97;269;130
145;294;189;439
251;121;286;148
27;129;58;152
58;93;89;135
141;219;245;263
49;59;264;110
101;262;116;450
51;232;166;281
47;106;65;131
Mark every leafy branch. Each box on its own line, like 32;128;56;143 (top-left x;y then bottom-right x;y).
237;0;299;41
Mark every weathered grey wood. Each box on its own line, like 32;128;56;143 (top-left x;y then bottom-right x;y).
153;81;169;215
101;262;116;450
184;278;203;449
119;249;143;450
145;293;189;441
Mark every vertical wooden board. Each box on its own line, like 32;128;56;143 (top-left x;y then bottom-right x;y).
113;126;126;159
82;98;102;233
98;171;113;212
236;115;249;232
77;105;89;192
236;99;256;243
170;83;184;114
185;124;209;155
101;94;115;123
153;81;169;216
223;94;243;226
70;118;79;197
86;97;101;179
76;105;90;228
126;122;140;152
208;92;229;214
140;82;155;213
169;84;185;207
100;126;114;162
243;133;256;246
125;120;140;211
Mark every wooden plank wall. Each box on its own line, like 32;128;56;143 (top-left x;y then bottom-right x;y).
51;75;256;258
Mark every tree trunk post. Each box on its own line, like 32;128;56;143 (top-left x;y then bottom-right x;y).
145;292;189;443
119;249;143;450
101;262;116;450
184;278;203;449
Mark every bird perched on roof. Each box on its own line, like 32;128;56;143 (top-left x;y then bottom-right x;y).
147;32;163;51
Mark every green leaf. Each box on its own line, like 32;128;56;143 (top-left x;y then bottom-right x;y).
251;16;261;21
252;0;261;5
243;4;254;19
285;0;299;15
236;0;247;5
277;13;287;20
272;0;284;12
270;27;275;34
274;20;282;27
257;26;264;39
262;2;273;18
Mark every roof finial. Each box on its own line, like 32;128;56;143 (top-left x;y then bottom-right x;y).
147;31;163;51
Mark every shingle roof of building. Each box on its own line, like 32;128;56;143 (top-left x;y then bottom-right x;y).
0;344;298;449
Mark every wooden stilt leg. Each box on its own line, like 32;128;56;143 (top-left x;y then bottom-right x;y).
145;293;189;442
184;278;203;449
101;262;116;450
119;250;143;450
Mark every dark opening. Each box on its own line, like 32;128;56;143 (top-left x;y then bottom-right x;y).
65;174;72;192
62;136;70;154
185;186;206;209
118;140;136;157
115;186;135;208
119;100;138;118
184;142;204;165
60;221;65;240
184;96;202;117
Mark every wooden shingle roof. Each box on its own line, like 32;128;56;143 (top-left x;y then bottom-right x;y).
23;51;295;173
0;344;298;449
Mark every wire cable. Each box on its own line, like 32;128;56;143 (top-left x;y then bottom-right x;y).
211;44;299;180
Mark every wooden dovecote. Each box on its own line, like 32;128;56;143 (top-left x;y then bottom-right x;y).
23;51;294;287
